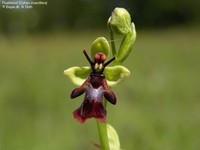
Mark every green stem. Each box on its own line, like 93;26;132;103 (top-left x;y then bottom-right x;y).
97;121;110;150
109;26;117;57
96;100;110;150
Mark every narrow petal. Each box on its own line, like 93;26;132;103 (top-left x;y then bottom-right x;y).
71;87;85;99
71;76;91;99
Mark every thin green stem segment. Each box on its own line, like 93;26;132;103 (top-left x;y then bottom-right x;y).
96;100;110;150
109;27;117;57
97;121;110;150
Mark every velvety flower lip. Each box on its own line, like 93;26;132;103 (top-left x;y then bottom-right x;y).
71;73;116;124
73;83;106;123
73;99;106;123
73;90;107;123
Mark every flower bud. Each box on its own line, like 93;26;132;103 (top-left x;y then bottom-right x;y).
108;7;132;35
114;23;136;64
91;37;110;59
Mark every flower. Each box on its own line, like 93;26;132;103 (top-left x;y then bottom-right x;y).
64;38;130;124
70;51;116;123
71;72;116;123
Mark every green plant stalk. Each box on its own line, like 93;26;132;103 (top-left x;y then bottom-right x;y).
96;100;110;150
109;26;117;57
97;121;110;150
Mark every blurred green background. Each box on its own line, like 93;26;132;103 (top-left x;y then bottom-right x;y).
0;0;200;150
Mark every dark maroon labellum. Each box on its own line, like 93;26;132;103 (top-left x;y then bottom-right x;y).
71;50;116;123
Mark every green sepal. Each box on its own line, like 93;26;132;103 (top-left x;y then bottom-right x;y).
64;66;91;86
104;65;130;87
91;37;110;59
64;65;130;87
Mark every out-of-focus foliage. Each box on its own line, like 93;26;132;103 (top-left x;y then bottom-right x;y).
0;29;200;150
131;0;200;27
0;0;200;34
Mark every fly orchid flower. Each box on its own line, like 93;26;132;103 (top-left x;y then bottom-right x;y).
64;37;131;123
71;50;116;123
